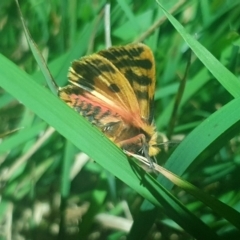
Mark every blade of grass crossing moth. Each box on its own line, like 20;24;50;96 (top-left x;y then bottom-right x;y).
15;0;58;95
0;54;220;240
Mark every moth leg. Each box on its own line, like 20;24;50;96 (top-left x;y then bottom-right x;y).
117;134;154;168
102;122;155;167
116;134;146;153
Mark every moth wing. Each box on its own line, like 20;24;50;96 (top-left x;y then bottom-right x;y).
59;84;124;124
67;54;140;117
97;43;156;124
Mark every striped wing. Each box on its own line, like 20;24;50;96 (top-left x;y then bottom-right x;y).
98;43;156;124
67;54;141;116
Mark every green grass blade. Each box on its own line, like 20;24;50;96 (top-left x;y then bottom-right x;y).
160;97;240;188
15;0;58;95
156;0;240;98
0;122;47;153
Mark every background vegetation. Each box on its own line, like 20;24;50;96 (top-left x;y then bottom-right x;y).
1;0;240;239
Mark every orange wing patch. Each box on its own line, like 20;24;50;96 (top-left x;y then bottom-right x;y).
59;43;161;163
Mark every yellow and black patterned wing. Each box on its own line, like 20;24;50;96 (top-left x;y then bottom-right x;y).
97;43;156;124
66;54;141;118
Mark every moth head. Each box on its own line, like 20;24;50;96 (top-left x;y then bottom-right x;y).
148;131;167;157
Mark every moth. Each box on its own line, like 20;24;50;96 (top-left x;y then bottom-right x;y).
59;43;161;164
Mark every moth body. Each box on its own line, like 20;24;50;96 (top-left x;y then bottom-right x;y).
59;43;161;162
